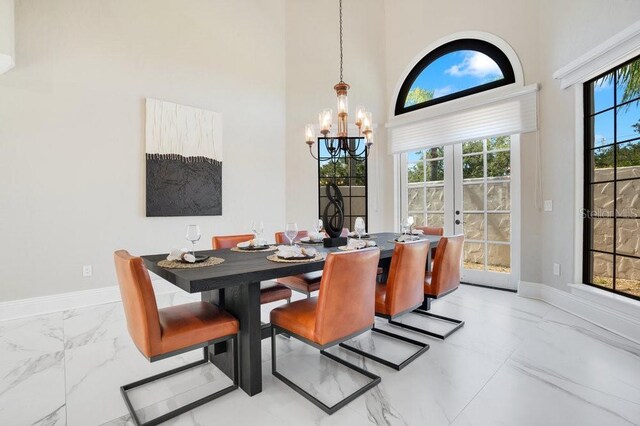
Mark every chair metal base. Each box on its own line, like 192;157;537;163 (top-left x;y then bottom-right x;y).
121;337;238;426
389;309;464;340
339;327;429;371
271;326;381;415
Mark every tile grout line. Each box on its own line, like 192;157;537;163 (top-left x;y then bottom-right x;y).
448;339;525;425
62;311;69;426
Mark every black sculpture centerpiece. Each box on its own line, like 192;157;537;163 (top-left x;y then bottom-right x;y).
322;183;348;247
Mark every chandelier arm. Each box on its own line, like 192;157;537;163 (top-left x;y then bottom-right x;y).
308;145;319;161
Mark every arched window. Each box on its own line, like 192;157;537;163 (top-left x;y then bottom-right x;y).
395;39;516;115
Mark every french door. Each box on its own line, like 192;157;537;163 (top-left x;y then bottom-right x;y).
401;135;520;290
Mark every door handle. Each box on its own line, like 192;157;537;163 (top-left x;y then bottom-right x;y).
455;219;461;225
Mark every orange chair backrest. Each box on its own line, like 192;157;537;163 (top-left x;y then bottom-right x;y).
429;235;464;297
385;240;430;315
113;250;161;358
314;249;380;345
415;226;444;236
212;234;254;249
275;230;309;244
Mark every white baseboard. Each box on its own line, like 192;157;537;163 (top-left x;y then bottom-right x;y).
518;281;640;344
0;276;181;322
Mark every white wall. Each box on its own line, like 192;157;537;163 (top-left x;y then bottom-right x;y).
0;0;286;302
538;0;640;290
285;0;392;233
0;0;14;73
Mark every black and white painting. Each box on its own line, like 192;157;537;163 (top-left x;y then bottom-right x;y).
145;98;222;216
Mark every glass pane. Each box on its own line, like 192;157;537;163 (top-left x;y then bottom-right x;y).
591;252;614;289
486;151;510;177
426;186;444;211
487;243;510;272
350;186;364;197
487;182;510;210
616;219;640;257
617;140;640;177
463;183;484;211
425;147;444;159
590;74;614;114
407;162;423;183
463;140;483;154
425;160;444;182
463;213;484;240
616;255;640;298
616;101;640;142
591;183;614;216
426;213;444;228
591;218;614;252
487;213;510;242
464;242;484;270
351;197;366;216
590;146;614;182
463;154;483;179
411;213;425;227
617;61;640;105
404;50;505;107
408;187;424;211
486;136;510;151
407;151;423;162
591;110;615;147
617;178;640;217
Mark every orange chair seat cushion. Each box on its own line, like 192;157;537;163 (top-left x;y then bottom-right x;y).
276;271;323;294
158;302;239;355
260;282;292;304
270;298;318;342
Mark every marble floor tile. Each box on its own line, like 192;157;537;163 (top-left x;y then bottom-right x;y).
1;285;639;425
64;336;201;426
0;351;66;425
0;312;64;363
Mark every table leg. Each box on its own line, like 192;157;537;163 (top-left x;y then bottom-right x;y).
418;245;434;310
202;282;262;396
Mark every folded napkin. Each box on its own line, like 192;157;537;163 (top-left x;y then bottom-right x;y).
167;248;196;263
307;232;326;242
276;245;317;258
347;239;377;250
395;234;421;242
237;238;267;248
348;231;368;237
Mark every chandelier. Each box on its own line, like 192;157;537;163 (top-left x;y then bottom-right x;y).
305;0;373;162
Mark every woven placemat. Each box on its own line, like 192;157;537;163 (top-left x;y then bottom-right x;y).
230;245;277;253
157;257;225;269
266;253;326;263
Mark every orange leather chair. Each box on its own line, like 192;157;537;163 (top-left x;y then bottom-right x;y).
274;231;323;297
270;249;382;414
389;235;465;339
114;250;239;425
341;240;431;370
415;225;444;267
212;234;292;305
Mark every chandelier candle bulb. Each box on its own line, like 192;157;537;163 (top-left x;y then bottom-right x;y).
305;124;315;144
355;105;365;128
362;111;373;133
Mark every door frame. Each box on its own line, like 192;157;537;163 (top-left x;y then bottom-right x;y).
397;135;521;290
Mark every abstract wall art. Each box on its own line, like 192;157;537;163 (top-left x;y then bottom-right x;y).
145;98;223;216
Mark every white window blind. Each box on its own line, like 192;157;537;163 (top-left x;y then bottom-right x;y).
387;84;538;154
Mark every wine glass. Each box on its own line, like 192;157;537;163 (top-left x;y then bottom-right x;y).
185;225;201;256
406;216;415;234
251;220;264;245
354;217;366;241
285;222;298;246
312;219;323;234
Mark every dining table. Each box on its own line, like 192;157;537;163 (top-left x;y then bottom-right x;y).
141;232;441;396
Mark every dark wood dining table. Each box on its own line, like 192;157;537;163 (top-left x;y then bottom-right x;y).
142;232;440;396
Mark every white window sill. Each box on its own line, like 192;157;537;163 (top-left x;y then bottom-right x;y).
569;283;640;320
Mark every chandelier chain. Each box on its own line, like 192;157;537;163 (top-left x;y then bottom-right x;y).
339;0;343;82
